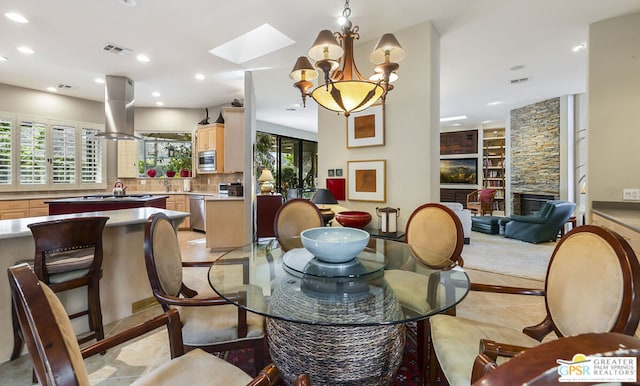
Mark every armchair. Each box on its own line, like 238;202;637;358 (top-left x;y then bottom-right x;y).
428;225;640;386
503;200;576;243
466;189;496;216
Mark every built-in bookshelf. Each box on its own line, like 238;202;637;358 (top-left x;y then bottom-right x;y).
482;128;506;210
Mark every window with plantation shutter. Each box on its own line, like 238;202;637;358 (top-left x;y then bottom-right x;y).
51;123;77;184
20;120;47;185
0;117;12;185
81;127;103;184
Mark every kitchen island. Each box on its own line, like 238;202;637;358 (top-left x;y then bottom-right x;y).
0;207;189;362
46;194;169;215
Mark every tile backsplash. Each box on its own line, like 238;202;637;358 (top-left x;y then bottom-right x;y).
120;172;243;194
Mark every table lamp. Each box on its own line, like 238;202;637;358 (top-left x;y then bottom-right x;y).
258;169;275;194
311;188;338;225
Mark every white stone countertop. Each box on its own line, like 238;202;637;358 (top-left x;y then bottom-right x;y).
0;207;189;240
0;191;241;200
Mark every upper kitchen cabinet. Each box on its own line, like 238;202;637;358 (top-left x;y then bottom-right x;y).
195;107;244;173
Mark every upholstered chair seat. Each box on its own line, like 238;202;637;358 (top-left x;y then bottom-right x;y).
428;225;640;386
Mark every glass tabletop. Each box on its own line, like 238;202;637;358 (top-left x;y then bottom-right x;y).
208;237;470;326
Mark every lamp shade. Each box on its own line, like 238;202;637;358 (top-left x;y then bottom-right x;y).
258;169;274;182
311;188;338;205
308;30;344;61
311;80;384;115
290;56;319;82
369;33;406;64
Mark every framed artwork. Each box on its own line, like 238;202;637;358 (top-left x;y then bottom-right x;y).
346;103;384;148
328;169;335;177
335;168;343;177
440;158;478;185
347;160;386;202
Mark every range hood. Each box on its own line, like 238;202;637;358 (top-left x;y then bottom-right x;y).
95;75;138;140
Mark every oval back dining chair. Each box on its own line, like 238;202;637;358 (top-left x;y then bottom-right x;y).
273;198;324;239
405;203;464;267
8;263;310;386
144;212;266;375
11;216;109;360
429;225;640;386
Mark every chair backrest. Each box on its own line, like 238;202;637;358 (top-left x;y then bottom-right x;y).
27;216;109;283
545;225;640;337
273;198;324;238
144;213;185;305
405;203;464;266
9;264;90;386
478;189;495;203
542;200;575;223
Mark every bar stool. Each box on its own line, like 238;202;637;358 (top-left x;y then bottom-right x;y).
11;216;109;359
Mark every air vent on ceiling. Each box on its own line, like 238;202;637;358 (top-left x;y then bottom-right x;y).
102;43;133;56
57;83;73;89
510;77;529;84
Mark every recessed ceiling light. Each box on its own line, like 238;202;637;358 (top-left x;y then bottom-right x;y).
209;23;295;64
487;101;503;106
152;91;161;97
0;56;8;62
509;65;525;71
156;101;164;106
46;87;57;92
119;0;137;6
4;12;29;23
450;123;461;126
194;73;205;81
94;77;105;84
572;42;587;52
136;54;150;62
440;115;467;122
16;46;34;54
481;120;492;124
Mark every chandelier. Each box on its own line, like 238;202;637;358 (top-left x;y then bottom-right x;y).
290;0;405;117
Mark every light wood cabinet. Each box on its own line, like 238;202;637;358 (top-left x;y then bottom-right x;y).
195;124;223;154
28;199;49;217
205;199;247;250
222;107;245;173
166;194;190;229
0;200;30;219
117;140;139;178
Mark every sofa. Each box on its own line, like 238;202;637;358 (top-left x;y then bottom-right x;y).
440;202;471;244
502;200;576;243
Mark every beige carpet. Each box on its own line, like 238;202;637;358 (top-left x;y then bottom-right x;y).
461;231;557;281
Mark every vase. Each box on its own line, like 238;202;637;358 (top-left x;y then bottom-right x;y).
180;169;190;177
166;171;176;177
147;169;157;178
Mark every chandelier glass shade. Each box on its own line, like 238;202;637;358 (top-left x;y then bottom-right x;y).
290;1;405;117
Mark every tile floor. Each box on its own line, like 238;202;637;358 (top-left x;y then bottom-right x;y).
0;231;549;385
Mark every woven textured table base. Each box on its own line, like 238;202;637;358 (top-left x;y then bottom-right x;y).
267;318;405;385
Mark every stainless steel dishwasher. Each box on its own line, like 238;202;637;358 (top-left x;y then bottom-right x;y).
189;195;206;232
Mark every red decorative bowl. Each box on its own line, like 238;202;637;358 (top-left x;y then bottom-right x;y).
147;169;157;178
165;171;176;177
335;211;372;229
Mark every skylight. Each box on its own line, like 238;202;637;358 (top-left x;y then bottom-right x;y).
209;23;295;64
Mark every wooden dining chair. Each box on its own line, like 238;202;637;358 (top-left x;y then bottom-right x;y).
8;263;311;386
471;332;640;385
144;212;267;375
11;216;109;360
273;198;324;239
429;225;640;386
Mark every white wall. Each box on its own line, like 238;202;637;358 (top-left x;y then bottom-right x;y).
588;11;640;206
257;120;318;142
317;21;440;232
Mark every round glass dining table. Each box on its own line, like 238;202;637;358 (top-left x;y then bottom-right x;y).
208;237;470;385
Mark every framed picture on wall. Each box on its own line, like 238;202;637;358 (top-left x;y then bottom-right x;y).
347;160;386;202
346;103;384;148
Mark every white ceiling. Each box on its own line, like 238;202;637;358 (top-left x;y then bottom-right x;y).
1;0;639;133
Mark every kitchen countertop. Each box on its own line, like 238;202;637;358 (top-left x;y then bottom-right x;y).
592;201;640;233
0;191;242;201
0;207;189;240
44;194;169;204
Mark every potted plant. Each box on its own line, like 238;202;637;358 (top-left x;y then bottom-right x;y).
168;144;192;177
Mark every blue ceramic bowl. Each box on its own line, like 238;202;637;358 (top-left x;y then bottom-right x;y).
300;227;370;263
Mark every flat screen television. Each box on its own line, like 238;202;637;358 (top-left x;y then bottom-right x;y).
440;158;477;184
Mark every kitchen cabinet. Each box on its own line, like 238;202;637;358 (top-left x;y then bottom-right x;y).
194;107;245;173
117;140;139;178
592;213;640;256
166;194;190;229
0;200;30;220
28;199;49;217
205;199;247;250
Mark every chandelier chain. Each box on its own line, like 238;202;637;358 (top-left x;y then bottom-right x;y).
342;0;351;18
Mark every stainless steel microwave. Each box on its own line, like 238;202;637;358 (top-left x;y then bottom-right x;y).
197;150;216;173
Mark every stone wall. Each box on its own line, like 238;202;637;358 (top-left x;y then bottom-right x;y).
510;98;561;210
